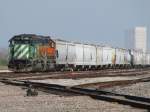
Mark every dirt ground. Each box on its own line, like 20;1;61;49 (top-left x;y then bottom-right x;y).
0;82;148;112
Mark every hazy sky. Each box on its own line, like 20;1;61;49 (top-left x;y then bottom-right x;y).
0;0;150;49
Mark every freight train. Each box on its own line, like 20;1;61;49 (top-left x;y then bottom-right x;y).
8;34;150;72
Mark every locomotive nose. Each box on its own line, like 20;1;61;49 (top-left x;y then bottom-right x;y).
13;44;29;59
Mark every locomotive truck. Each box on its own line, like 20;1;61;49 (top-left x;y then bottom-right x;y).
8;34;150;72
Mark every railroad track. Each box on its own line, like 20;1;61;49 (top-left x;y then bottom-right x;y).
0;68;150;80
74;76;150;89
1;78;150;110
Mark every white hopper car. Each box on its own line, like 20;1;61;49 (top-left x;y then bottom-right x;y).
54;39;150;70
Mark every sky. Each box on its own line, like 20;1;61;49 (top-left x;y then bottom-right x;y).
0;0;150;50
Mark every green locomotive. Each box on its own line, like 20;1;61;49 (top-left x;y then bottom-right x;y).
8;34;56;72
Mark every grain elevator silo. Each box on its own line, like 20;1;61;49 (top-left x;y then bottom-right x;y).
134;27;147;53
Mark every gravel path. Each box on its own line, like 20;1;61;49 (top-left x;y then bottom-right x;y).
29;74;150;87
0;70;12;73
0;82;149;112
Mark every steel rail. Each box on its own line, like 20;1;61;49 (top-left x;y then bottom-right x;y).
0;68;150;80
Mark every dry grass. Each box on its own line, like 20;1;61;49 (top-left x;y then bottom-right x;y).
0;66;8;70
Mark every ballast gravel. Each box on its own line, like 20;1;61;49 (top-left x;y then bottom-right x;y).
102;82;150;98
0;82;149;112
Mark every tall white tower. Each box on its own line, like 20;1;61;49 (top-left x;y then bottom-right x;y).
134;27;147;52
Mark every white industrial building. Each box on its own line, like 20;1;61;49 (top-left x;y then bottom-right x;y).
134;27;147;53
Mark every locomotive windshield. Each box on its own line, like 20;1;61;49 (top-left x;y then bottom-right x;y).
10;39;30;44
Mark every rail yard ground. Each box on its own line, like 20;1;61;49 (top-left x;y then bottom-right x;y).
0;69;150;112
0;81;150;112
